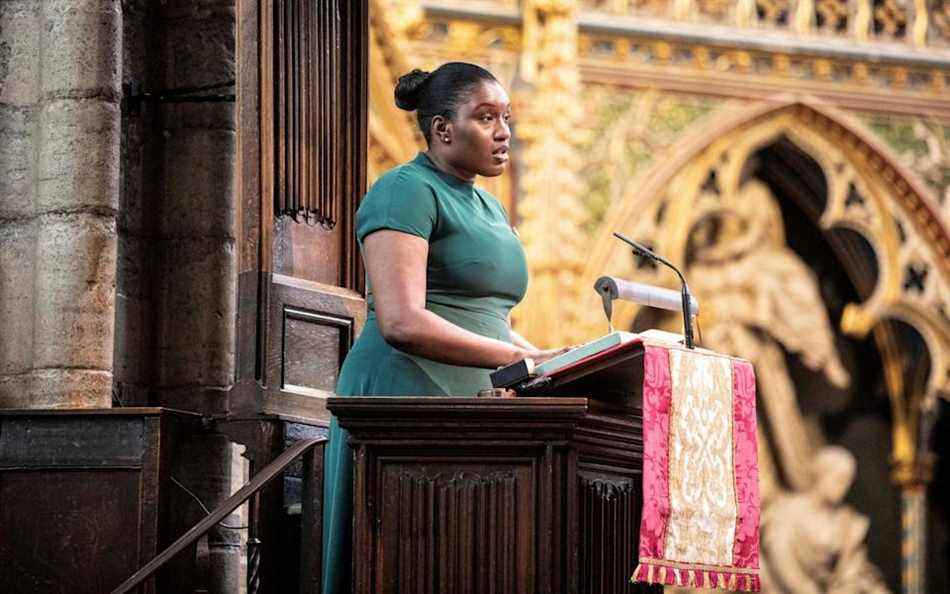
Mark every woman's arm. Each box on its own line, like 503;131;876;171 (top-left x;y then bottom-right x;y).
365;230;559;368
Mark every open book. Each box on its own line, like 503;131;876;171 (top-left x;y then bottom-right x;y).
491;329;684;391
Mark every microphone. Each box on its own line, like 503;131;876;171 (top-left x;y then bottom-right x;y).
610;232;697;349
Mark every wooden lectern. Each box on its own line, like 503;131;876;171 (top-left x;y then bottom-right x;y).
328;391;661;594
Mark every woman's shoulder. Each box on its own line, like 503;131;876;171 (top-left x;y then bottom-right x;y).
356;161;441;243
369;160;435;194
361;162;439;210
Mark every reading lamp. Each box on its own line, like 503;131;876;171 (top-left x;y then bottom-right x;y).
596;233;699;349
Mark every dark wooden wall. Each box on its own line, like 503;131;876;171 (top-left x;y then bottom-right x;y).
235;0;369;423
0;410;197;594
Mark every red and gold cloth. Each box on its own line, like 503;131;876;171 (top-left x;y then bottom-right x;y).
631;345;761;591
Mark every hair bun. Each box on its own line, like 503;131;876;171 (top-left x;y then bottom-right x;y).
394;69;431;111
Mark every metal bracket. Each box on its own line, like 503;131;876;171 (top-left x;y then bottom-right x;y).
123;79;236;116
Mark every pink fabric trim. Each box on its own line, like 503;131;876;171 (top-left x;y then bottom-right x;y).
631;561;761;591
637;345;672;561
731;360;760;570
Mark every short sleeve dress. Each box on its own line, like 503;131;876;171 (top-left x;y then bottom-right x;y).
321;152;529;594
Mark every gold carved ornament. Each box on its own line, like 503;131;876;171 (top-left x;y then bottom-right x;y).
574;101;948;496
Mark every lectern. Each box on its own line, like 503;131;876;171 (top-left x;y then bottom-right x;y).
327;395;661;594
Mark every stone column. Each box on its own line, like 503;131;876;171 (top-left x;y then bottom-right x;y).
0;1;41;407
155;3;241;591
31;0;120;408
900;485;927;594
893;406;938;594
154;0;237;415
512;0;589;348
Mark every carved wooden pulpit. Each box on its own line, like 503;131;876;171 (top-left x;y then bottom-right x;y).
328;395;660;594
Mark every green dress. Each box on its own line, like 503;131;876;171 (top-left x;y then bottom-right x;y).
322;152;528;594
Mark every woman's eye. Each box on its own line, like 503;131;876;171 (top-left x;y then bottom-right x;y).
481;114;494;122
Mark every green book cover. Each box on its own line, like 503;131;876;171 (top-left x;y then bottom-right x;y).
535;331;640;376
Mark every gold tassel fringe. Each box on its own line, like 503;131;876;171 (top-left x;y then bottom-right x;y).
634;563;760;592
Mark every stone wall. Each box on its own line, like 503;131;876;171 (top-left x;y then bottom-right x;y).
0;0;238;412
0;0;121;409
114;0;157;407
151;0;237;415
3;1;262;589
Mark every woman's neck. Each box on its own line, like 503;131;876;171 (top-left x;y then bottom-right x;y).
424;149;476;184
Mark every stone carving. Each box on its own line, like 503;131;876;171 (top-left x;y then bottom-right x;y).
686;177;851;489
872;0;909;39
760;447;890;594
757;0;791;26
662;173;886;589
692;179;850;387
578;0;943;46
865;116;950;220
510;0;592;347
815;0;848;32
934;1;950;46
570;104;949;592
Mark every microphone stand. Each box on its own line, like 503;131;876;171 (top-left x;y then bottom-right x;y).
613;232;696;349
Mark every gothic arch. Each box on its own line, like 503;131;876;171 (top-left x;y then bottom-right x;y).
579;100;949;409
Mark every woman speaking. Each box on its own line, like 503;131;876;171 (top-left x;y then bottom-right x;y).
322;62;564;593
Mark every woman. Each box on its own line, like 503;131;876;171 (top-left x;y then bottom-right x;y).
322;62;564;594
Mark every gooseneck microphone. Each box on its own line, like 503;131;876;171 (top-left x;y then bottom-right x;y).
610;232;697;349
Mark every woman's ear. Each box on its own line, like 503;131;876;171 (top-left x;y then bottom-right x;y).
432;116;450;143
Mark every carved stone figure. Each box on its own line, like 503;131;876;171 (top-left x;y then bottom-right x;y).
663;176;892;594
760;447;889;594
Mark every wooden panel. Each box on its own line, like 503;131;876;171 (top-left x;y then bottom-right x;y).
333;397;661;594
237;0;261;276
578;474;642;594
0;410;194;594
246;0;368;421
282;307;351;394
339;0;369;292
0;470;142;594
376;463;535;594
0;416;144;467
272;215;342;285
269;0;367;289
264;273;366;421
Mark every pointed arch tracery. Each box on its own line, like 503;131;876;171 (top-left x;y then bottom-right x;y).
579;101;949;412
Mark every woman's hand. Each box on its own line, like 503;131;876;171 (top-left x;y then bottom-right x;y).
524;346;573;365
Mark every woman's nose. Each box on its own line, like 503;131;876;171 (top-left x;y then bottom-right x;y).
495;121;511;140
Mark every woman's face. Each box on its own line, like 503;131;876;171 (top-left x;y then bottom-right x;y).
441;80;512;178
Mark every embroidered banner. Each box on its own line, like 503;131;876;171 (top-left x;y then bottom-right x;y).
631;345;761;591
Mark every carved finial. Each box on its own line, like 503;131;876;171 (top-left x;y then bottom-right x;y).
853;0;872;41
735;0;756;27
911;0;929;46
673;0;694;20
794;0;815;34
